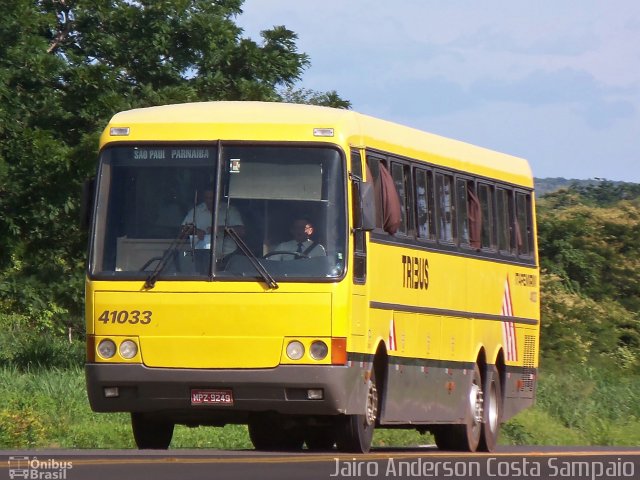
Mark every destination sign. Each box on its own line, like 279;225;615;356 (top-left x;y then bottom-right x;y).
131;148;210;160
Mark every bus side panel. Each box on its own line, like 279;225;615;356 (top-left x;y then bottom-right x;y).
379;360;475;424
372;310;468;425
502;325;538;421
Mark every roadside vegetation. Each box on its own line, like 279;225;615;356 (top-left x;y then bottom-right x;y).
2;181;639;449
2;362;640;449
1;2;639;450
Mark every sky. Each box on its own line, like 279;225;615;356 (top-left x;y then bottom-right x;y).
238;1;640;182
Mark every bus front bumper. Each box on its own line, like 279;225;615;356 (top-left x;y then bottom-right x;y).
85;363;368;419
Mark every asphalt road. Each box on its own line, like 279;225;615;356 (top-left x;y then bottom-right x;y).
2;446;639;480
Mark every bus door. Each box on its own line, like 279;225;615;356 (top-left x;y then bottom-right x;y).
350;150;369;340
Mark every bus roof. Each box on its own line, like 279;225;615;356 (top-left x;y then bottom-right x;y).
102;101;533;188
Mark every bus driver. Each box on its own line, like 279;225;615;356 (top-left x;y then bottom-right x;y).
270;217;326;260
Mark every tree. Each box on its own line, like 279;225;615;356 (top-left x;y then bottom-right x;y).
538;186;640;308
280;86;352;109
0;0;349;339
537;184;640;373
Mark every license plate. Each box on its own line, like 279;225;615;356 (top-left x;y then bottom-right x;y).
191;389;234;406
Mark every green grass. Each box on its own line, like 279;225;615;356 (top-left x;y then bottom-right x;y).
0;367;252;449
1;366;639;449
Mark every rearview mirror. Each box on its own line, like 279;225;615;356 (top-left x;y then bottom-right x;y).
358;181;376;232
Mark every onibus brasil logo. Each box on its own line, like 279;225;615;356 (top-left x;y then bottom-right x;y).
8;456;72;479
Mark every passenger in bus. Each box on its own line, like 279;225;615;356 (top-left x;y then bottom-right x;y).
270;217;326;260
181;189;244;255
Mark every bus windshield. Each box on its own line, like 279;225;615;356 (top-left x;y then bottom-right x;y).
90;144;347;281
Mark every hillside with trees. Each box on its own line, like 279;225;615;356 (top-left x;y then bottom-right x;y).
534;177;640;198
537;181;640;372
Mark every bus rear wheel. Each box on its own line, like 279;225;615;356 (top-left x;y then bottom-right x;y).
479;364;502;452
434;364;483;452
131;413;174;449
336;369;378;453
432;425;454;450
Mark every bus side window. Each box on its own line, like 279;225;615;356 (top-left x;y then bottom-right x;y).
390;162;413;236
515;192;532;256
366;156;383;229
403;164;415;236
415;168;435;240
351;150;367;282
526;193;534;255
456;178;469;246
369;157;401;235
466;180;482;250
435;172;456;243
496;187;515;254
478;183;495;249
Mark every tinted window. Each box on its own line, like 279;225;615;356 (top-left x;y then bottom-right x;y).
366;156;383;229
496;187;514;254
415;169;435;240
456;178;470;246
436;173;456;242
478;183;495;249
391;163;408;235
515;192;532;256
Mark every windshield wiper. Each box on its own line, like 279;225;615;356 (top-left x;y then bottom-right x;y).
144;224;191;289
224;227;278;290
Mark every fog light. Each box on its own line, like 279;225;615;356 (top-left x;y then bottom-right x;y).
286;341;305;360
307;389;323;400
310;341;328;360
104;387;119;398
119;340;138;359
97;339;116;359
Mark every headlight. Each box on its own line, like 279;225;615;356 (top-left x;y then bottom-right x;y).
286;341;305;360
119;340;138;359
97;339;116;359
310;341;328;360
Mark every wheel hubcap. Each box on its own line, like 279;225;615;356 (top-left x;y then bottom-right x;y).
470;382;483;427
365;380;378;426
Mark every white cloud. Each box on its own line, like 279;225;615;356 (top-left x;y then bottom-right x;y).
238;0;640;182
410;102;640;182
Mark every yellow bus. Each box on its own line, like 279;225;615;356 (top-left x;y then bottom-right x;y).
85;101;539;453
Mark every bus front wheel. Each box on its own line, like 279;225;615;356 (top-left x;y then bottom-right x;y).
336;369;378;453
248;413;304;451
305;426;336;451
131;413;174;449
